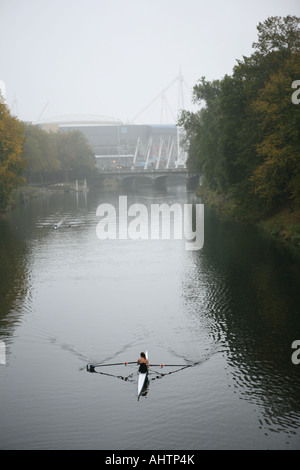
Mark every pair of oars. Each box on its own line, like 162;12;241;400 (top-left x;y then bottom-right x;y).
87;361;188;372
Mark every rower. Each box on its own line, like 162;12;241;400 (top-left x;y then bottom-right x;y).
137;352;149;373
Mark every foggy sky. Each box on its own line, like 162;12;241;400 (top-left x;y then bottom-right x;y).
0;0;299;125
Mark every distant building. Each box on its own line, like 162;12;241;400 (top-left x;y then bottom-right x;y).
38;114;186;169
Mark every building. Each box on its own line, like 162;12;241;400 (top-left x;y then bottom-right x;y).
39;114;186;170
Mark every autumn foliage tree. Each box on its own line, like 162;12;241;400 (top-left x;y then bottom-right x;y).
51;130;96;182
0;105;96;210
251;54;300;209
22;125;96;183
180;16;300;220
22;123;60;183
0;102;26;211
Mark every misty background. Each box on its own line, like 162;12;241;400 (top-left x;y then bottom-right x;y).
0;0;299;124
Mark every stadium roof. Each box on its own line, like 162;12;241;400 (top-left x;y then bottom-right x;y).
37;114;123;127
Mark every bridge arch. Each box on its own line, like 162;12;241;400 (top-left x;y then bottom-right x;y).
93;168;200;191
121;174;154;189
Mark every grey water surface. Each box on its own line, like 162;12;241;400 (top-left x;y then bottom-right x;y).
0;183;299;450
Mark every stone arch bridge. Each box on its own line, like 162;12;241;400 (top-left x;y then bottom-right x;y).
95;168;200;189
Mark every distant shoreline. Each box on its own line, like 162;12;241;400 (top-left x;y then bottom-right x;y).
196;185;300;258
1;183;78;214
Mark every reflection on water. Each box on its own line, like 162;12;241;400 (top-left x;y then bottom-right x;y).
182;209;300;438
0;216;30;339
0;184;300;449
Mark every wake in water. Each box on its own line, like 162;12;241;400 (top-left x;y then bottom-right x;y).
166;343;224;368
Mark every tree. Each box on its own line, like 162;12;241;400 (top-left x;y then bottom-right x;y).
179;78;222;189
252;16;300;56
0;103;26;211
53;130;96;182
21;125;96;183
179;16;300;220
22;123;60;183
251;53;300;208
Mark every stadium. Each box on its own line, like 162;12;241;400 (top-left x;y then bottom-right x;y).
38;114;186;170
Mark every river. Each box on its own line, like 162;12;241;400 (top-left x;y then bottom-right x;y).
0;181;300;450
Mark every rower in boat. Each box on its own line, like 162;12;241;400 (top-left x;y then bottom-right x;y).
137;351;149;398
137;352;149;373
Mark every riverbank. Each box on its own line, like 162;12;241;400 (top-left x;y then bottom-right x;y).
196;185;300;257
3;185;53;212
2;182;79;214
257;206;300;255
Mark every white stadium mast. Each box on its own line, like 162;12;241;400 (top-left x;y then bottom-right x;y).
131;69;189;125
131;70;191;167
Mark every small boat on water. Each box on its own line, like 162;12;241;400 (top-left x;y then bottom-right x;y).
86;352;191;399
54;219;64;229
137;350;148;398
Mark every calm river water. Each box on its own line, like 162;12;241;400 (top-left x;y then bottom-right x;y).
0;182;300;450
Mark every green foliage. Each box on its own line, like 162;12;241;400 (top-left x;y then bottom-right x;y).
252;16;300;56
22;124;60;183
22;124;96;183
251;54;300;208
179;78;222;189
0;103;26;211
0;106;97;211
180;15;300;221
0;101;97;212
51;130;96;182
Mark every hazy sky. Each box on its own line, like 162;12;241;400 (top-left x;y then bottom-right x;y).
0;0;299;124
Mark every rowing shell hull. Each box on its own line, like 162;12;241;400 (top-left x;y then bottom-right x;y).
138;350;148;397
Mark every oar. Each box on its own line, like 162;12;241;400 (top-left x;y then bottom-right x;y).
149;364;191;378
87;361;136;372
149;363;191;367
91;369;134;381
87;362;191;372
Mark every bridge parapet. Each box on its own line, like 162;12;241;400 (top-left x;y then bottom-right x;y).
94;167;200;189
97;167;187;177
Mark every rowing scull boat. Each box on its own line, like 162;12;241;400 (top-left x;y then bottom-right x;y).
137;350;148;398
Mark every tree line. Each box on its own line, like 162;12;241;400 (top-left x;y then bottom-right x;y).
179;16;300;222
0;98;96;211
22;123;96;184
